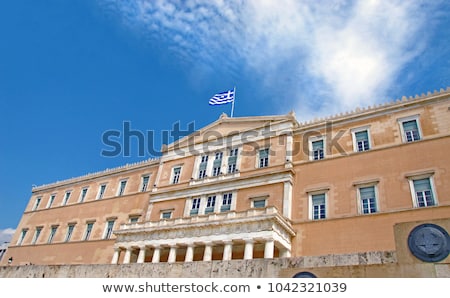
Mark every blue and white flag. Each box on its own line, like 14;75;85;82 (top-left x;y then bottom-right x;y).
209;89;235;105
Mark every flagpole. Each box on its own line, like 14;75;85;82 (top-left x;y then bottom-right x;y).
230;86;236;118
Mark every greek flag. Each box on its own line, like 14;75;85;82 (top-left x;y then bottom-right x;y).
209;89;235;105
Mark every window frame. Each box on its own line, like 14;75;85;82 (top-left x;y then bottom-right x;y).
221;192;233;212
47;194;56;208
84;222;94;241
408;174;438;208
356;184;379;215
47;226;58;244
117;179;128;196
205;195;216;214
103;219;116;239
197;155;209;179
227;148;239;174
65;224;76;242
17;228;28;245
212;152;223;177
253;199;266;208
190;197;201;215
31;226;43;245
351;126;371;152
171;166;182;184
308;191;327;220
32;197;42;211
140;175;150;192
309;136;325;161
160;210;173;219
97;184;107;200
251;195;268;208
79;187;89;203
258;148;270;168
62;191;72;206
398;115;422;143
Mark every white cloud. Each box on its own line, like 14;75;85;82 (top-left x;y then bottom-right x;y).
99;0;441;119
0;228;15;244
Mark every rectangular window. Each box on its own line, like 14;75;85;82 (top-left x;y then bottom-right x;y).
221;193;232;212
227;163;237;174
259;148;269;168
84;222;94;241
198;155;209;179
32;197;41;211
104;220;115;239
161;211;172;219
413;178;436;207
47;194;56;208
48;226;58;244
129;216;139;223
312;140;324;160
312;193;326;220
97;184;107;200
172;167;181;184
228;149;238;173
62;191;71;206
141;175;150;192
32;227;42;245
402;119;421;142
118;180;127;196
212;152;223;176
17;229;28;245
359;186;377;214
198;169;207;179
79;188;88;203
205;195;216;214
253;199;266;208
65;224;75;242
212;166;221;177
213;152;223;176
190;198;201;215
354;130;370;152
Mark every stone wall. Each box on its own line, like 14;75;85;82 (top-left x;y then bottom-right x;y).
1;251;448;278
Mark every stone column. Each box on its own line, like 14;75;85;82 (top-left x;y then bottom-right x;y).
111;247;121;264
243;239;254;260
123;247;132;264
203;242;213;261
283;181;293;219
279;247;291;258
137;245;146;263
168;245;177;263
264;239;274;259
285;133;293;162
222;241;233;261
152;246;161;263
185;244;194;262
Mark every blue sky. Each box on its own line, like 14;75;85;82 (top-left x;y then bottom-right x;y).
0;0;449;243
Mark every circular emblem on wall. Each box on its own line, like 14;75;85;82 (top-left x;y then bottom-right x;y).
407;223;450;262
292;271;317;278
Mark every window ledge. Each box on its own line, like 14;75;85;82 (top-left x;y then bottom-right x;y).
189;172;240;186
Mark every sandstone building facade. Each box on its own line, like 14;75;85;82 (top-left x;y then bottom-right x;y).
2;89;449;269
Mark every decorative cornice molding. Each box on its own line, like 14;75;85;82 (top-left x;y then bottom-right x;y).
295;87;450;129
114;206;295;248
32;158;160;193
149;169;295;202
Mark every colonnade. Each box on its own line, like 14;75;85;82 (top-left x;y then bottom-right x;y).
112;237;291;264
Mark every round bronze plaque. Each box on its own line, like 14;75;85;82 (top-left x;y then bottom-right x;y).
407;223;449;262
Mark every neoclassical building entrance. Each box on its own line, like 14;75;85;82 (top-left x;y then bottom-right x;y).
112;206;295;264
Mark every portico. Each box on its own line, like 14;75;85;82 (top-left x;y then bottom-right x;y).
112;206;295;264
